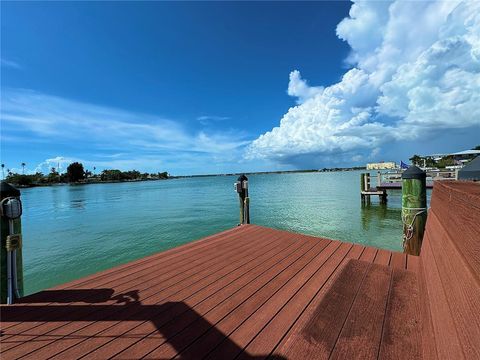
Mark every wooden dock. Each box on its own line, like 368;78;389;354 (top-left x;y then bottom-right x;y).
377;181;434;190
1;181;479;359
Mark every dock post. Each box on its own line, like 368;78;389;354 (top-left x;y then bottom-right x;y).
360;173;365;203
1;181;24;304
234;174;250;225
401;166;427;255
365;173;371;204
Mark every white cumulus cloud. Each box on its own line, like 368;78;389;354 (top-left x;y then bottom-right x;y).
287;70;324;104
247;0;480;166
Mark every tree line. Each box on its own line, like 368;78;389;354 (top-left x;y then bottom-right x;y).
1;162;169;187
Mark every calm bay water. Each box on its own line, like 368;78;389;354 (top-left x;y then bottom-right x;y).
19;171;424;295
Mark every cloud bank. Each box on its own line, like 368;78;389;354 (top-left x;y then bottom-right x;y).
247;0;480;166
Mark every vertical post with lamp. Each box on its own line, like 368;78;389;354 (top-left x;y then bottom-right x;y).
1;181;24;304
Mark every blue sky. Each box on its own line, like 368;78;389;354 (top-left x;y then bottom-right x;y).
1;1;479;175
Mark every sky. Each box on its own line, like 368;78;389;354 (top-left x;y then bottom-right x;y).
1;1;479;176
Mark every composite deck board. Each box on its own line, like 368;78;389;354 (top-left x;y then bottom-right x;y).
109;234;316;360
378;268;422;360
2;225;260;330
329;262;392;360
1;226;270;345
50;230;306;360
2;228;287;359
234;242;358;360
1;225;407;360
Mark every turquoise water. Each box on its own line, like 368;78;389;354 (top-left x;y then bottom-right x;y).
19;171;420;295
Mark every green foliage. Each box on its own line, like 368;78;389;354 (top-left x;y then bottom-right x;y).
425;158;436;168
409;155;422;166
100;169;123;181
473;145;480;150
67;162;85;182
436;156;455;169
3;162;169;186
6;173;43;186
100;169;165;181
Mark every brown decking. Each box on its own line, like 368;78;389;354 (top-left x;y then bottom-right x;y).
0;225;416;359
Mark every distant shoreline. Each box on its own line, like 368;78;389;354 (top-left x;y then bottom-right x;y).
11;177;169;189
8;166;368;188
171;166;367;179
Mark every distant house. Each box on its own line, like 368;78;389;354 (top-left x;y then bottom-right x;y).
366;161;397;170
424;149;480;165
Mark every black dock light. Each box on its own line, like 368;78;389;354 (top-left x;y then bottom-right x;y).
234;174;250;225
0;181;24;304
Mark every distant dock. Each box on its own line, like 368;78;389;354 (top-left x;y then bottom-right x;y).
377;181;434;189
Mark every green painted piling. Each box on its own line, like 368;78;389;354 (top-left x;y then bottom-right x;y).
1;182;24;303
401;166;427;255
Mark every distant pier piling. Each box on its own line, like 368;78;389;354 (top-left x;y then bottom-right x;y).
234;174;250;224
401;166;427;255
361;172;387;204
1;181;24;304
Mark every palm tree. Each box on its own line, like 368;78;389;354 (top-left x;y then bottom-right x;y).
21;162;26;174
93;166;96;175
1;164;4;179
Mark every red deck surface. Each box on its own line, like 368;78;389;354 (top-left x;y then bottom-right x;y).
0;225;416;359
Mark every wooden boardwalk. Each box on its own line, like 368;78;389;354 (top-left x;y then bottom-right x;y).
0;225;416;359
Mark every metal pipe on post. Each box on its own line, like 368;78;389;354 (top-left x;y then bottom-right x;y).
401;166;427;255
1;181;24;304
234;174;250;225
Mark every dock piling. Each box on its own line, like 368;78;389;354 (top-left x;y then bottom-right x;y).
361;172;386;204
234;174;250;224
401;166;427;255
1;181;24;304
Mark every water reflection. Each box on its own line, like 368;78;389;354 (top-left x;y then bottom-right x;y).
361;202;401;231
69;184;87;210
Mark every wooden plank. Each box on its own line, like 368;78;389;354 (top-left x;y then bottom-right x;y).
108;237;318;360
420;226;465;359
234;243;364;360
417;250;438;360
204;242;354;360
274;259;371;359
426;210;480;359
429;182;480;277
0;227;281;358
60;225;254;288
374;248;391;266
143;238;328;359
358;246;377;263
47;232;307;360
378;268;422;360
0;226;263;338
406;254;420;273
177;240;344;360
329;262;392;360
1;225;260;331
390;252;407;270
47;231;318;358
